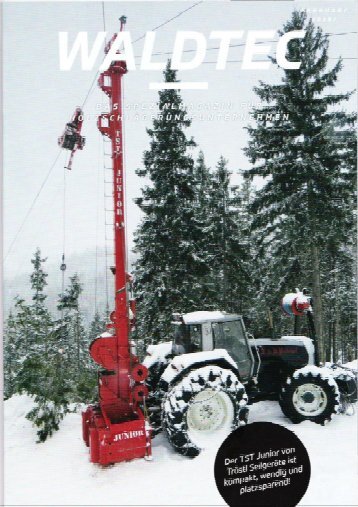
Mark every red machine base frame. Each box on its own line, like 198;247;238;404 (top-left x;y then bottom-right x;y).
82;406;151;466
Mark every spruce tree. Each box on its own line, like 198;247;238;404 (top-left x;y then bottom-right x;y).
233;177;257;323
206;157;251;313
30;248;52;357
3;311;19;399
81;310;107;402
58;274;93;402
244;11;356;359
15;250;53;395
320;233;356;361
88;310;106;342
25;337;71;442
191;151;217;307
11;296;34;380
195;151;212;214
13;250;70;441
58;274;86;371
134;63;209;343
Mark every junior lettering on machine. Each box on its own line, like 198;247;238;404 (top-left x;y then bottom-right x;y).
113;430;145;442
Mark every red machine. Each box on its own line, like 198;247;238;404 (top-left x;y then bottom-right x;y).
82;17;152;466
58;107;85;170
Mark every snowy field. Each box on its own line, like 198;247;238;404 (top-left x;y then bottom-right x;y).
4;366;358;507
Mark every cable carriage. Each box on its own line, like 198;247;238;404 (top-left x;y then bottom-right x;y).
58;107;85;170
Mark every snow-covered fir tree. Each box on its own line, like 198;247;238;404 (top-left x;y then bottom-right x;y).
190;151;217;307
80;310;107;402
58;274;86;371
232;176;257;323
58;274;95;402
15;250;53;394
206;157;251;314
244;11;356;359
4;256;108;439
88;310;107;342
3;311;19;399
9;250;70;441
320;235;357;361
134;63;210;344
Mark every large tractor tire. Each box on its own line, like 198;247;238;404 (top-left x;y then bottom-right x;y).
144;360;168;436
329;367;357;403
329;366;357;414
143;343;173;436
279;366;340;425
162;365;248;457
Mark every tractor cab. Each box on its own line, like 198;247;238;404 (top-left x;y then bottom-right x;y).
171;311;256;382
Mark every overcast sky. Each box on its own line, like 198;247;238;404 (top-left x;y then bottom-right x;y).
3;0;357;279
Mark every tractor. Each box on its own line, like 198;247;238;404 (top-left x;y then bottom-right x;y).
142;291;357;457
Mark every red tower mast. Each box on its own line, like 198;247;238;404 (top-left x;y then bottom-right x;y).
82;17;152;466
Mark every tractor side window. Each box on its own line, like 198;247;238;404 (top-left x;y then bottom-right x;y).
214;320;253;381
189;325;202;352
173;324;190;354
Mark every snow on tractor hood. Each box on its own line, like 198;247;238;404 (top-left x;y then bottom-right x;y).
161;349;238;385
143;341;173;369
182;311;241;324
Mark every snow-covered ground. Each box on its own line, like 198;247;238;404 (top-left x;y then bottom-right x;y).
4;379;358;506
345;359;358;370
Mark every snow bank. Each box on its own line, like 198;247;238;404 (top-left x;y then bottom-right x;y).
4;392;357;506
344;359;357;371
4;394;222;506
4;393;36;421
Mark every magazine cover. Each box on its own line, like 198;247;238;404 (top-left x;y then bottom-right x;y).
2;1;357;506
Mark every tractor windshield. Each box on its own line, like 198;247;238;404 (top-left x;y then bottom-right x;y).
173;324;189;354
213;320;253;381
173;323;201;354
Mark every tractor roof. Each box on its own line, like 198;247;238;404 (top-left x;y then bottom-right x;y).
182;311;242;324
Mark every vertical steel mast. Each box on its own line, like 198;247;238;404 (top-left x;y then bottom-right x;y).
98;16;131;403
82;17;152;466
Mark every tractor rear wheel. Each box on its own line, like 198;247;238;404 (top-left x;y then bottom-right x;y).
279;368;340;425
162;365;248;457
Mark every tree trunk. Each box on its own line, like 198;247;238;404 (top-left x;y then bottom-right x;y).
294;315;300;335
326;322;332;363
311;244;325;364
332;322;337;363
333;269;341;363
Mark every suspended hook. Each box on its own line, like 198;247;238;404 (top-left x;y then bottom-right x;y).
60;253;66;272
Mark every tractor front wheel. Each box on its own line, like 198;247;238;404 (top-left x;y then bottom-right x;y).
162;366;248;457
279;368;340;425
